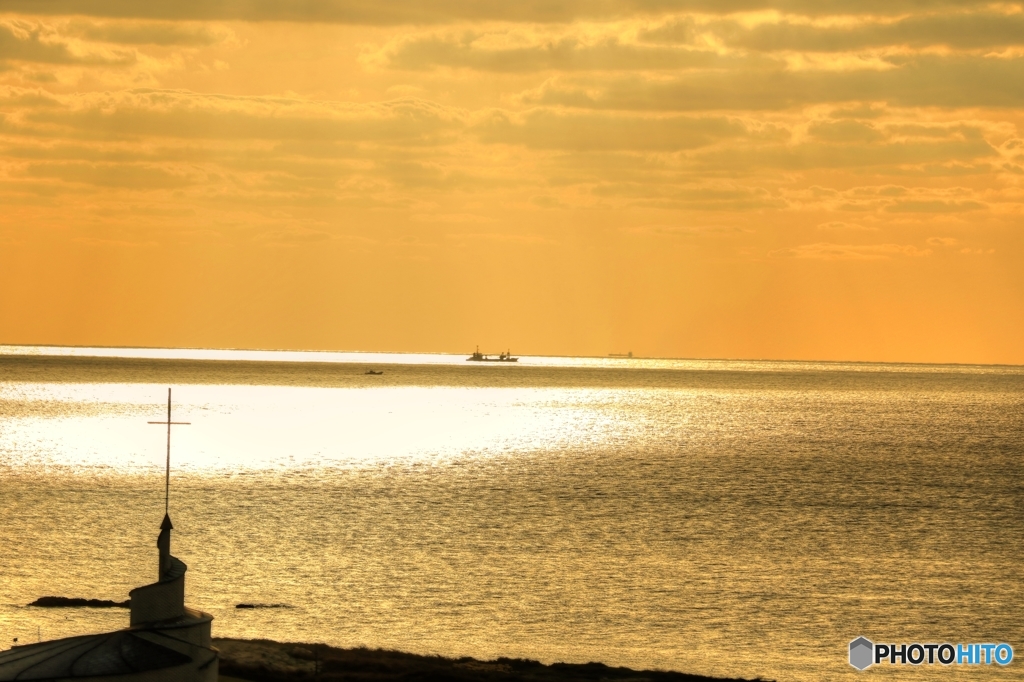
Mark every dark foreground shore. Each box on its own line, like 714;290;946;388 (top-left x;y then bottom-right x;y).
214;638;768;682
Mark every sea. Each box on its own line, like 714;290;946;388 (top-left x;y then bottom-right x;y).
1;346;1021;681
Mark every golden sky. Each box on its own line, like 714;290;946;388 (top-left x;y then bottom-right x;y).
1;1;1023;363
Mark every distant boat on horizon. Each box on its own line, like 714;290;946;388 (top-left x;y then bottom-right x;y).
609;351;633;358
467;346;518;362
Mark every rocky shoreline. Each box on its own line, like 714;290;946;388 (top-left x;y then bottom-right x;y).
20;601;766;681
214;638;768;682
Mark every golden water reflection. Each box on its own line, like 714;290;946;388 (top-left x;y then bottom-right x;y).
1;353;1022;682
0;382;667;471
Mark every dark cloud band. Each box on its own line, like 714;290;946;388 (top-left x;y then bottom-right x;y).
3;0;1013;24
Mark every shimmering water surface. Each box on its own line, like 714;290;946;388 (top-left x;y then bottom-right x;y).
1;347;1022;681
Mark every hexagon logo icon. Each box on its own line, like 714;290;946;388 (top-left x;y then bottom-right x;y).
850;637;874;670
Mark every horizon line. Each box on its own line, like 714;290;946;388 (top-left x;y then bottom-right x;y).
1;342;1021;370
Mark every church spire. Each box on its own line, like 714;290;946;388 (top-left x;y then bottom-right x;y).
148;388;189;581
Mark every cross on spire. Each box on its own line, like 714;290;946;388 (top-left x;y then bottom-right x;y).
148;388;190;515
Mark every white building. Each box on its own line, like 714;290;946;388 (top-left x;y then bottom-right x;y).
0;513;218;682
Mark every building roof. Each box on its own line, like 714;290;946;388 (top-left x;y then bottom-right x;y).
0;631;191;681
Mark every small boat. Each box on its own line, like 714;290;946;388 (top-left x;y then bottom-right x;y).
364;370;384;375
467;346;518;362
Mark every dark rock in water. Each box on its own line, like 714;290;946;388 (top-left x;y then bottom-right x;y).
29;596;129;608
235;603;292;609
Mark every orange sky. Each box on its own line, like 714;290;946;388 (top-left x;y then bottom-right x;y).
1;1;1023;364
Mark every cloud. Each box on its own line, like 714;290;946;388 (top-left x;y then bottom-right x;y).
0;8;1016;231
921;237;995;254
692;136;994;173
523;55;1024;110
0;83;1005;215
0;20;134;65
789;185;991;213
828;104;887;119
23;70;59;83
20;161;195;188
593;181;784;210
884;199;986;212
411;212;494;223
8;89;462;143
0;87;482;201
770;242;931;260
366;30;733;72
365;12;1024;76
817;221;878;231
476;109;747;151
808;120;884;144
707;11;1024;52
67;20;235;46
257;227;334;245
1;1;1007;24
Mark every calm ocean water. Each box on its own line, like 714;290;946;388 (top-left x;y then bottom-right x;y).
1;347;1022;681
